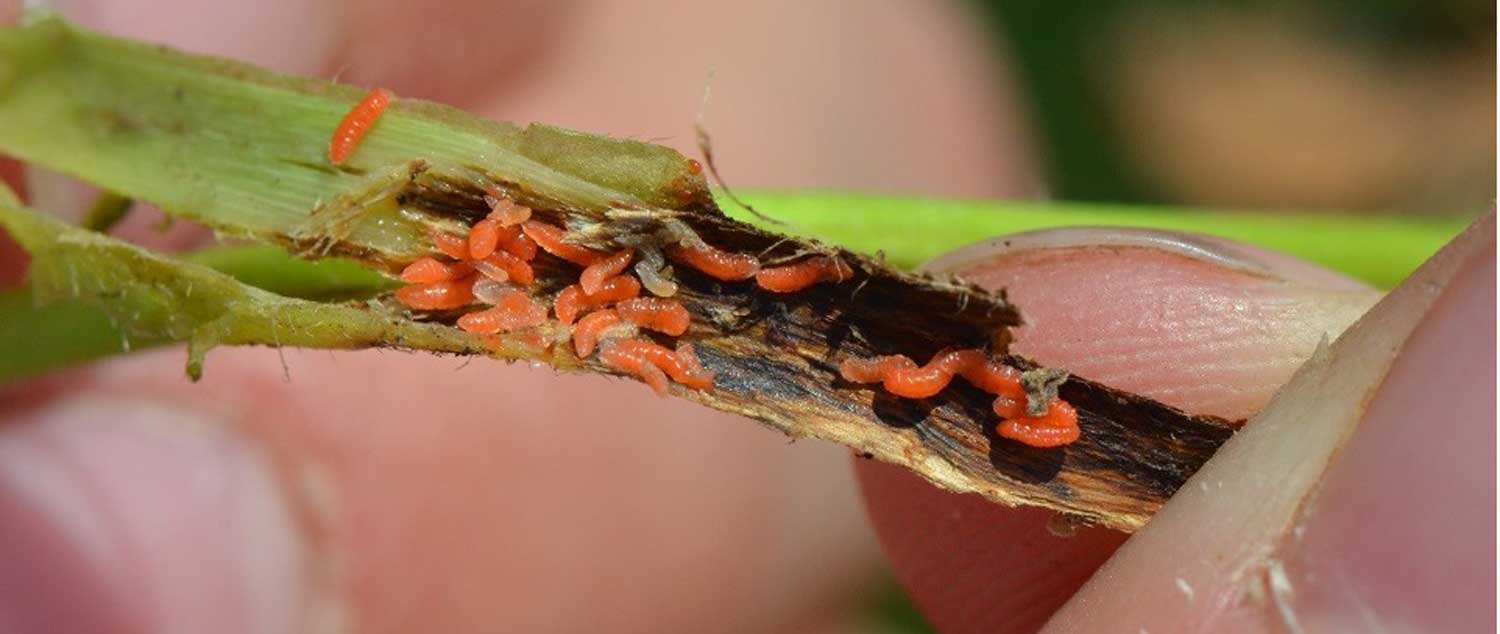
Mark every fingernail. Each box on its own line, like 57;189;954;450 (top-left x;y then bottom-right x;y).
1040;214;1493;633
1276;235;1494;632
0;395;308;634
926;226;1372;292
55;0;341;76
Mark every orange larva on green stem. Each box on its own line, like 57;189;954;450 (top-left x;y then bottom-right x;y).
499;228;538;261
395;276;476;310
553;275;642;325
477;250;535;286
600;338;671;396
468;218;503;260
521;220;605;267
580;248;635;295
572;309;623;358
328;87;393;166
483;188;533;226
754;255;853;293
400;257;473;284
456;288;547;334
430;230;470;260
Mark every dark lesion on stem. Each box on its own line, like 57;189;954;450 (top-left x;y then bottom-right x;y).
366;168;1238;532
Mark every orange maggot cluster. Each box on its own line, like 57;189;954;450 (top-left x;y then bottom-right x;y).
333;88;1075;449
391;188;861;396
839;349;1080;448
326;87;848;396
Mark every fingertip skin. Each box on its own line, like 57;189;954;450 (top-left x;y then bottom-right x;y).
942;238;1378;420
855;460;1127;634
857;227;1388;632
1273;228;1494;633
1042;215;1494;633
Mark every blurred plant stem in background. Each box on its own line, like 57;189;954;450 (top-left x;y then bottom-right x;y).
974;0;1495;215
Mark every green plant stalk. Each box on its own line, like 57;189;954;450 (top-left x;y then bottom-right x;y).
0;243;399;380
0;196;546;381
725;192;1467;289
0;17;708;266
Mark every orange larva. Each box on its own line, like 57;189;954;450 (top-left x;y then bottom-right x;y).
668;342;715;390
881;366;954;399
615;297;692;336
600;338;671;396
521;220;604;267
589;275;643;303
996;400;1080;448
553;275;642;325
468;218;503;260
992;395;1027;419
839;355;917;384
400;257;473;284
957;358;1025;399
499;228;538;261
553;286;587;325
668;244;760;281
456;288;547;334
580;248;635;295
686;159;703;175
840;349;1024;399
395;276;476;310
840;348;1073;448
924;349;1025;399
430;230;470;260
328;87;393;166
754;255;854;293
572;309;623;358
601;338;715;394
839;350;987;399
477;250;535;286
516;332;551;353
483;188;533;227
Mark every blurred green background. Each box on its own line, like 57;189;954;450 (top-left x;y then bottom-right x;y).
977;0;1493;213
